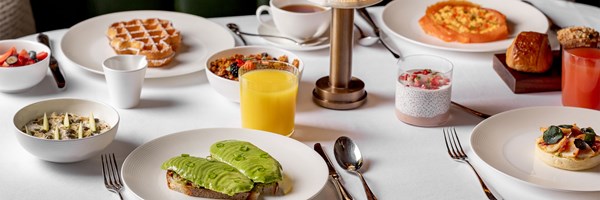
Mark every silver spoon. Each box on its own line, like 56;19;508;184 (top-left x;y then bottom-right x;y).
334;136;377;200
226;23;328;46
354;24;378;46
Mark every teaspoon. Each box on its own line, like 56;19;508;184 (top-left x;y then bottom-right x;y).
334;136;378;200
354;24;378;46
226;23;328;46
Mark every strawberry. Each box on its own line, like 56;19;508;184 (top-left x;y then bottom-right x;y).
36;51;48;61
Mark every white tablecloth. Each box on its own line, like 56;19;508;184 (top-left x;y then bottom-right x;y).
1;2;599;200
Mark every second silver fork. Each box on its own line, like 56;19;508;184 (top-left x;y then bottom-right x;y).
443;127;500;200
101;153;124;200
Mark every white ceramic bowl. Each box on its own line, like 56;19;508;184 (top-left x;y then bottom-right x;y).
13;98;120;163
0;40;51;93
206;46;304;102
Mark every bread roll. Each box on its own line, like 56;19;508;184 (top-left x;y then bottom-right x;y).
506;31;553;73
557;26;600;49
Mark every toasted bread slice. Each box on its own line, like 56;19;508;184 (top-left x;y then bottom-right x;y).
419;0;508;43
166;171;281;199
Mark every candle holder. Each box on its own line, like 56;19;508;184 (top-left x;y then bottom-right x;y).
309;0;381;110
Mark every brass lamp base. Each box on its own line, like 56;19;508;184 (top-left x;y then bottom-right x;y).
313;76;367;110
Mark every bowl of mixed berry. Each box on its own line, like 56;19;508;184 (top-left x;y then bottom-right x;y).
0;39;51;93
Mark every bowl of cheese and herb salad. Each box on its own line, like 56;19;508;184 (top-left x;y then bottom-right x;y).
13;98;119;163
161;140;284;199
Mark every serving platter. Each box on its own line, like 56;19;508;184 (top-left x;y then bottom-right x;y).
61;10;234;78
470;106;600;191
121;128;328;199
381;0;549;52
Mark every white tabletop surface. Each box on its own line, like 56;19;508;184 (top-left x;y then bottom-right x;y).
1;1;599;200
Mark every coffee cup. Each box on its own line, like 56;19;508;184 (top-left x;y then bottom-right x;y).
256;0;331;40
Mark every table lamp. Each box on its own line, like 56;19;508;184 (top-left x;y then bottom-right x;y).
309;0;382;110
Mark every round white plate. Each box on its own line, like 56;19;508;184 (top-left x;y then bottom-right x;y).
121;128;328;199
257;19;330;51
381;0;549;52
61;10;234;78
470;106;600;191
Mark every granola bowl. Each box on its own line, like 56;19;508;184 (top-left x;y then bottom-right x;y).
206;46;304;102
13;98;120;163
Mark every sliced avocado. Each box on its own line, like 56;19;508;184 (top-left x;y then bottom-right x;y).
210;140;283;184
89;113;96;132
63;112;70;128
161;154;254;196
78;122;83;139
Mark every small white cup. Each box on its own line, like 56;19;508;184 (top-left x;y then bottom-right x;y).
256;0;331;40
102;55;147;109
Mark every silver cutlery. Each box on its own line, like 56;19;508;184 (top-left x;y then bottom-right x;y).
356;8;400;59
443;127;500;200
101;153;124;200
226;23;248;46
451;101;492;119
37;33;66;89
354;23;378;46
314;143;354;200
226;23;328;46
334;136;377;200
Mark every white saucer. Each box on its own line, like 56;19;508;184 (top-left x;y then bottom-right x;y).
257;20;330;51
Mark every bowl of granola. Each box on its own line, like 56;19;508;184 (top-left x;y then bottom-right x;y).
13;98;120;163
206;46;303;102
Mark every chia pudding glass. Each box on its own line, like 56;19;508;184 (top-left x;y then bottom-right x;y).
395;55;453;127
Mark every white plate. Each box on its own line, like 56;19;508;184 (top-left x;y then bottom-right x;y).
121;128;328;199
257;19;330;51
470;106;600;191
381;0;549;52
61;10;234;78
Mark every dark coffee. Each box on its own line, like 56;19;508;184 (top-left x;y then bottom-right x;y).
281;4;325;13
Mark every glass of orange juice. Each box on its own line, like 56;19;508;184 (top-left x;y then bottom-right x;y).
562;47;600;110
240;60;299;136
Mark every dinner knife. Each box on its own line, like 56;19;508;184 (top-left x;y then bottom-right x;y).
357;7;401;59
37;33;66;89
314;143;353;200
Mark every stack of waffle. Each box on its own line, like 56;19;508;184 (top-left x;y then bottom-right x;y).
106;18;182;67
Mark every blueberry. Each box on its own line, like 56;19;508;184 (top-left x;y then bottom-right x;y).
28;51;37;61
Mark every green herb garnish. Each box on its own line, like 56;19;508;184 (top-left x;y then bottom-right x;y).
543;125;564;144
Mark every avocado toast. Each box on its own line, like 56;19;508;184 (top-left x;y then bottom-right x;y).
161;140;283;199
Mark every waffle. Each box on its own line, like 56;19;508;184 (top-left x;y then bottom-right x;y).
106;18;182;67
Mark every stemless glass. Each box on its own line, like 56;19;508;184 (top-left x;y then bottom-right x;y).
240;60;299;136
562;47;600;110
395;55;453;127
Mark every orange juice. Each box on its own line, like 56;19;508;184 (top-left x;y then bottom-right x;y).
240;69;298;136
562;48;600;110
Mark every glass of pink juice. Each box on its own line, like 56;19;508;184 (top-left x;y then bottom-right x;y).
395;55;453;127
240;60;299;136
562;47;600;110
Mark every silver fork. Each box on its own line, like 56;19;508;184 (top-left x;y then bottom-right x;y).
443;127;499;200
101;153;124;200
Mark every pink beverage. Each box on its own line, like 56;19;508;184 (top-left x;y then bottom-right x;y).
562;48;600;110
395;55;453;127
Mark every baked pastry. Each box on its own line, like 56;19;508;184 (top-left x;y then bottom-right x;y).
106;18;182;67
535;124;600;171
505;31;553;73
557;26;600;49
418;0;509;43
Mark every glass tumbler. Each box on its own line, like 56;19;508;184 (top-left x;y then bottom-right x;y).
240;60;299;136
562;47;600;110
395;55;453;127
